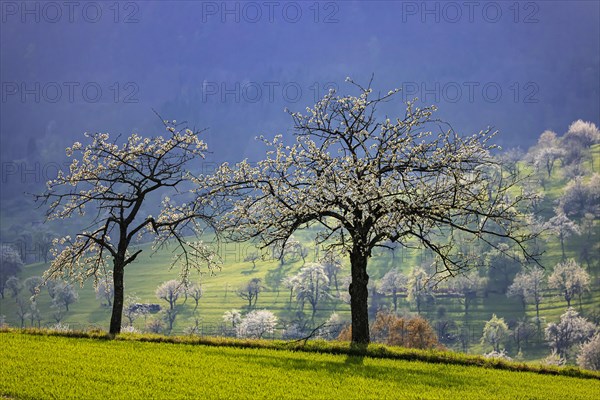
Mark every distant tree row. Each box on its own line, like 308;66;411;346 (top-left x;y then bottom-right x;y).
479;308;599;371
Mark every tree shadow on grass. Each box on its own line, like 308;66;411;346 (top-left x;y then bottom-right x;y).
265;264;293;289
241;269;259;276
216;347;484;390
345;343;367;366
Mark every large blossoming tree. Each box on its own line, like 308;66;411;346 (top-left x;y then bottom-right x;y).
213;78;538;345
37;120;218;334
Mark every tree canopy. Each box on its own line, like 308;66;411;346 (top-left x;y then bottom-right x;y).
211;78;539;344
36;120;219;334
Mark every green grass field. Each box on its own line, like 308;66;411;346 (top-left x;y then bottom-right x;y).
1;331;599;400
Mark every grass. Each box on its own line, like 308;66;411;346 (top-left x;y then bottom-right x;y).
1;330;599;400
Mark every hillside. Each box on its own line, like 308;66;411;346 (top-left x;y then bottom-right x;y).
0;144;598;363
1;331;598;400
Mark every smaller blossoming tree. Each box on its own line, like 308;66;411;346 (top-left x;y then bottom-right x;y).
36;120;219;334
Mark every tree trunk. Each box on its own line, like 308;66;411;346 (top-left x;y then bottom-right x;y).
349;246;370;344
109;260;125;335
312;280;319;320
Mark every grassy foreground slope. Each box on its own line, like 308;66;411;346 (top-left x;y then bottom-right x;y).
1;332;599;400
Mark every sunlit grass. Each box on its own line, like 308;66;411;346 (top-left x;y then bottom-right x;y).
1;331;598;400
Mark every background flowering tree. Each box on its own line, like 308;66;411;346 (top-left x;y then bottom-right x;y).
288;262;330;320
377;268;407;313
36;120;218;334
236;309;278;339
212;78;538;344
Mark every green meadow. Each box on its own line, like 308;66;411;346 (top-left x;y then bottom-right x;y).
1;331;599;400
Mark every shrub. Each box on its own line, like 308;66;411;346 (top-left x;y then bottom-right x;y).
337;325;352;342
145;318;164;334
121;326;140;334
541;350;566;367
49;323;71;333
483;350;513;361
340;312;442;350
318;313;346;340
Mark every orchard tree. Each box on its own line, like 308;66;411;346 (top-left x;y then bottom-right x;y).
236;309;278;339
5;276;21;301
507;267;545;323
485;243;523;295
370;312;440;350
0;244;23;299
377;268;407;312
507;268;544;311
95;276;114;307
448;269;487;316
156;280;184;311
278;235;302;266
579;212;598;271
237;278;263;309
15;299;28;328
36;121;218;334
156;280;185;333
282;275;298;308
481;314;510;352
297;244;310;265
548;259;590;308
289;262;330;319
243;252;261;270
50;281;79;312
545;208;580;261
145;317;164;334
32;229;55;264
545;308;596;359
28;298;42;328
320;250;343;292
186;282;203;312
407;267;434;315
560;175;600;219
510;318;535;351
577;333;600;371
531;130;564;178
562;120;600;166
212;79;539;344
123;294;142;326
24;276;44;297
223;309;242;332
497;147;524;176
